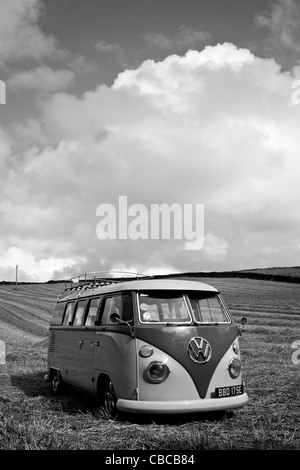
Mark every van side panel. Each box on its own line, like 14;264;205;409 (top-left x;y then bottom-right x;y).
77;329;96;393
48;327;71;382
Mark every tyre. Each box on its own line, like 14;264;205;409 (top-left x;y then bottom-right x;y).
50;369;65;396
102;377;118;419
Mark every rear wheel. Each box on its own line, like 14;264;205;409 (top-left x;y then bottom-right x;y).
102;377;118;419
51;369;64;396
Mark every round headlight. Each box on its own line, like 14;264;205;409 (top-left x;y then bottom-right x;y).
228;358;241;379
145;361;170;383
232;342;239;355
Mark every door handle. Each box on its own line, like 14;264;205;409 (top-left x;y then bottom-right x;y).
93;341;100;347
78;340;84;345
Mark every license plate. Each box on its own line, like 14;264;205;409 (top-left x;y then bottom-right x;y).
215;385;244;398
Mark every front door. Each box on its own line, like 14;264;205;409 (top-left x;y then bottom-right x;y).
93;293;137;400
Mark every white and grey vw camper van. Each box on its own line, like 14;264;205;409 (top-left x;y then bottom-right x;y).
45;273;248;418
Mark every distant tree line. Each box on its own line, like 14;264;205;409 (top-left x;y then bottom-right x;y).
149;271;300;284
1;271;300;285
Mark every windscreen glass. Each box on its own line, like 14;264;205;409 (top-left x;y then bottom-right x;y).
138;291;191;324
137;291;230;324
188;294;230;323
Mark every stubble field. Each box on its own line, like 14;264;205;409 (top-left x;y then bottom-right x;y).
0;278;299;450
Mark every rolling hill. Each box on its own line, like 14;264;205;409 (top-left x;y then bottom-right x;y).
0;274;300;449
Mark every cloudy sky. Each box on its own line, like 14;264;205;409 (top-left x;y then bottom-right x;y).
0;0;300;282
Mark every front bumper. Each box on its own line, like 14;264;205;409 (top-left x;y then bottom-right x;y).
117;392;249;415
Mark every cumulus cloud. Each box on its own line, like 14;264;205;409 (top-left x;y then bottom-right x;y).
95;40;124;56
1;42;300;281
94;40;128;69
0;247;85;282
0;127;11;173
7;65;76;92
143;25;211;55
0;0;62;65
255;0;300;68
202;234;228;262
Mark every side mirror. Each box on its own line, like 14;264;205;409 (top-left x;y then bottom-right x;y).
240;317;247;325
110;311;121;323
109;311;135;338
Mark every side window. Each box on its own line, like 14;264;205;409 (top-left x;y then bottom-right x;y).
85;297;101;326
51;302;66;325
100;294;133;325
73;300;87;326
63;302;75;326
101;295;122;325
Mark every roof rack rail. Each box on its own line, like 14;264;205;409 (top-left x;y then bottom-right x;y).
57;271;149;301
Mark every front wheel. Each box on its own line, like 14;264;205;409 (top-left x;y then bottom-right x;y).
102;377;118;419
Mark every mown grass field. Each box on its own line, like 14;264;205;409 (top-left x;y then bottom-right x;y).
0;278;299;450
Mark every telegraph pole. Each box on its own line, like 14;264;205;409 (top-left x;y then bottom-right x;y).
15;265;18;286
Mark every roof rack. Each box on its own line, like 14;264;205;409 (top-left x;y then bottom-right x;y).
57;271;149;302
